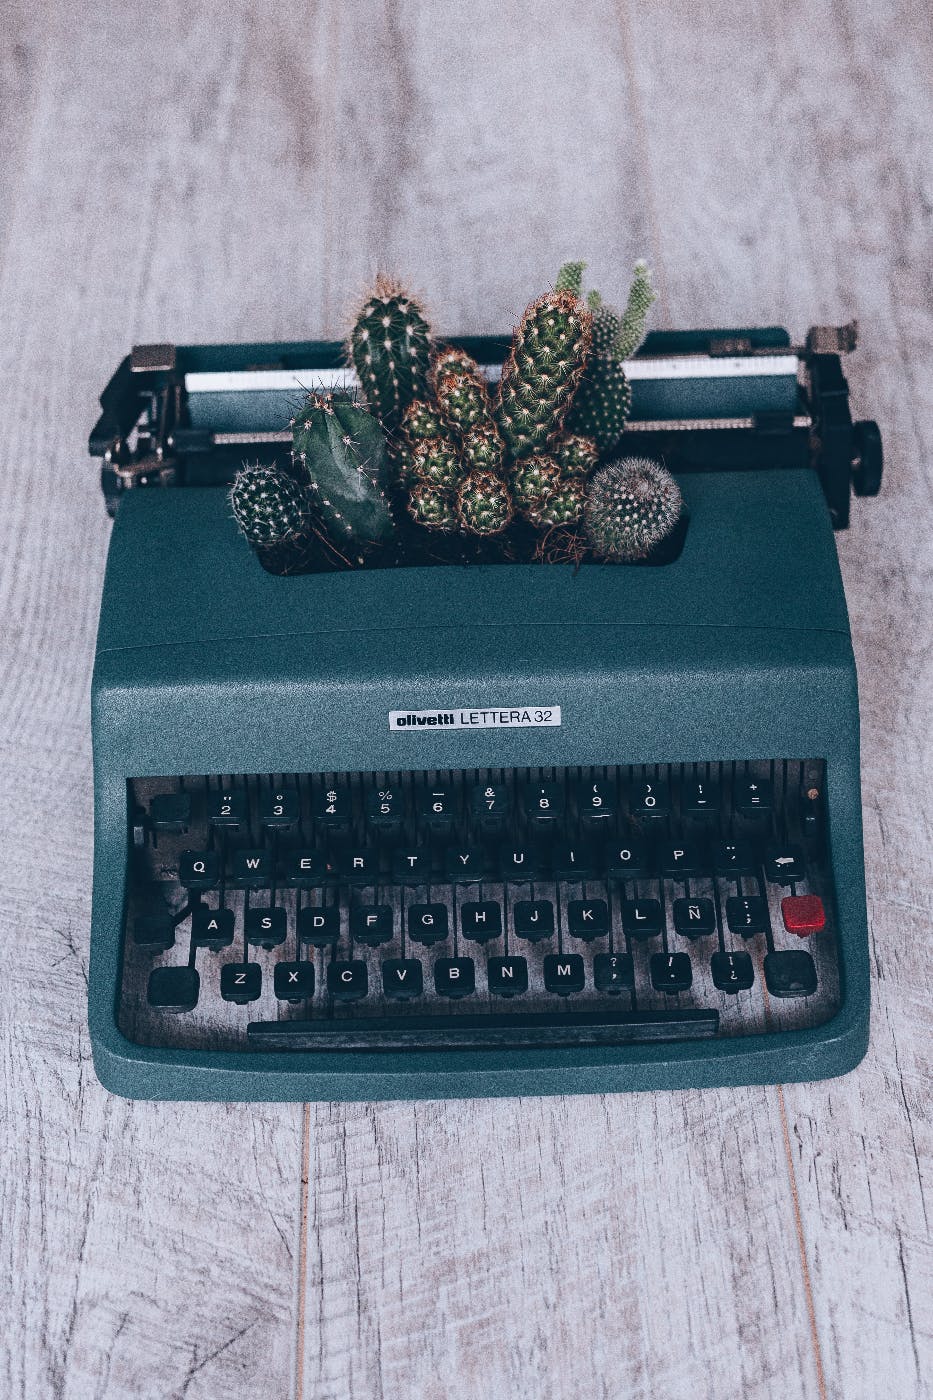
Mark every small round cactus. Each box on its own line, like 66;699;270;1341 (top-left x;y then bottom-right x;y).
408;483;458;532
431;345;482;383
401;398;447;443
436;370;491;434
567;359;632;452
528;479;586;528
509;454;562;514
410;437;461;491
587;291;623;356
584;456;682;561
460;424;505;473
554;432;599;478
457;470;513;536
230;465;310;546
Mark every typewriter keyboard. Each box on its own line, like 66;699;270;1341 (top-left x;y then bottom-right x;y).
119;761;839;1051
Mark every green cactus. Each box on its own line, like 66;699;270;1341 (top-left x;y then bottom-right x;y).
555;261;586;296
409;437;461;491
292;392;395;546
230;464;310;546
586;291;623;357
566;360;632;451
401;397;447;442
615;259;657;360
436;370;493;435
460;424;505;473
495;289;592;458
527;479;586;528
554;432;599;478
583;456;682;561
457;470;514;536
509;454;562;514
347;275;431;430
408;483;458;532
431;345;482;383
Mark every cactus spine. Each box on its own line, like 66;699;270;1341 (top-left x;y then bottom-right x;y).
495;289;592;458
460;424;505;473
348;275;431;430
408;483;458;532
583;456;682;561
457;470;513;536
230;464;310;546
615;259;657;360
292;393;395;545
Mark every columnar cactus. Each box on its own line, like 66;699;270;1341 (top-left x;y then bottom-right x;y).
230;465;310;546
457;470;514;536
460;424;505;473
583;456;682;561
509;454;562;514
292;393;395;545
615;259;657;360
555;261;585;296
495;289;592;458
409;437;461;490
554;432;599;478
408;483;458;532
528;479;586;528
564;260;657;453
348;275;431;430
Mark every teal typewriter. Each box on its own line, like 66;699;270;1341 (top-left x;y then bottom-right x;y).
88;324;881;1100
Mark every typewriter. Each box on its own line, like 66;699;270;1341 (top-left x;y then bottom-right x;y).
89;322;881;1100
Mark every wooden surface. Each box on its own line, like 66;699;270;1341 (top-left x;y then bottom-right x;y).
0;0;931;1396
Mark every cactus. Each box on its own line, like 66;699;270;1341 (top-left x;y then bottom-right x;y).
615;259;657;360
401;398;447;443
509;454;562;515
555;261;586;296
408;483;458;532
348;275;431;430
436;370;493;435
527;479;586;528
586;290;623;356
460;424;505;473
584;456;682;561
457;470;513;536
554;432;599;478
292;393;395;545
431;345;483;383
230;464;310;546
495;289;592;458
409;437;461;491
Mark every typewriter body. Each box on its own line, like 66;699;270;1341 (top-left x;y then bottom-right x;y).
89;325;879;1100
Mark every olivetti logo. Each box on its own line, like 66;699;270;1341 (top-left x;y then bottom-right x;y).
389;706;562;731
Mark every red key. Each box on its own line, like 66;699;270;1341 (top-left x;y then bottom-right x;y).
781;895;826;937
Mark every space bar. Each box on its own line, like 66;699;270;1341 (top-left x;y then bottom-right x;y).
247;1008;719;1051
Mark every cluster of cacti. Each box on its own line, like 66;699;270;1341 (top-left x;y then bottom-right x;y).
560;260;657;452
583;456;682;561
495;289;593;458
347;275;431;431
230;265;682;574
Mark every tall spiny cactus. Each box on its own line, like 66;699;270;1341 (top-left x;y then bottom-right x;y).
348;275;431;431
584;456;682;561
615;260;657;360
495;289;592;458
292;393;395;547
230;464;310;546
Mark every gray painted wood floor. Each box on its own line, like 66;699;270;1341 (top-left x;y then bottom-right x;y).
1;1;930;1396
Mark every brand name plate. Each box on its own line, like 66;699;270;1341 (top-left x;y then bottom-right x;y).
389;706;561;731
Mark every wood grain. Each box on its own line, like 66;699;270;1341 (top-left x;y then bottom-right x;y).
0;0;930;1397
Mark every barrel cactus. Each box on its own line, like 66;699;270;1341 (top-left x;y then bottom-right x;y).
528;479;586;528
408;483;458;532
554;432;599;478
436;370;493;435
409;437;461;491
347;275;431;430
230;465;310;546
457;471;513;536
460;424;505;473
584;456;682;561
509;454;562;515
292;393;395;545
495;289;592;458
